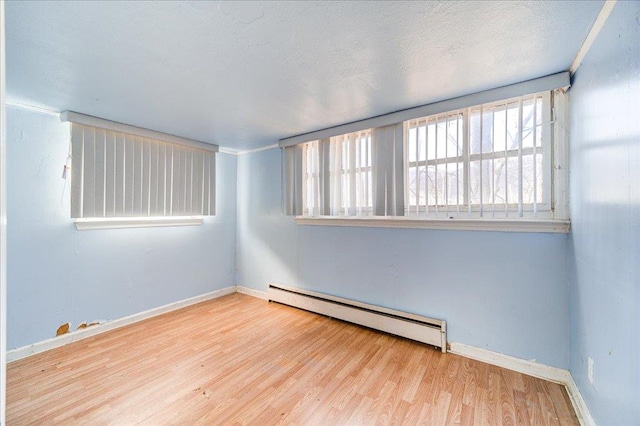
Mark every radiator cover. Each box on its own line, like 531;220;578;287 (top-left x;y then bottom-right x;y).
267;283;447;352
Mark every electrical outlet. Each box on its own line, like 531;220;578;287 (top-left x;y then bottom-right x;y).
588;357;594;384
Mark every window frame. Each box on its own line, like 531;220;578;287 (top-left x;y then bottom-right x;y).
404;91;554;220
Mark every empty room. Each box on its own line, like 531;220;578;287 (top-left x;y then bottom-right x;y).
0;0;638;424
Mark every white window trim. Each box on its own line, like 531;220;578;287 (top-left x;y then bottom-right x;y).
295;216;570;233
74;216;204;231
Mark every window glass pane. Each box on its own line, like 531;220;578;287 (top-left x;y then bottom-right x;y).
536;97;543;148
446;162;464;206
519;152;545;205
481;109;494;154
506;102;520;151
436;120;447;159
408;126;417;162
426;165;437;206
447;115;463;157
522;98;535;149
493;107;507;152
408;166;417;206
469;159;494;208
536;152;544;204
493;157;507;205
469;160;481;205
481;159;492;206
469;108;494;155
506;156;521;205
426;120;436;160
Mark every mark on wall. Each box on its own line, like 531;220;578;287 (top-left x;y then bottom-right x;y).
56;323;70;336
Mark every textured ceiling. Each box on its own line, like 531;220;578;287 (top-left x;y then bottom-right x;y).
5;1;603;151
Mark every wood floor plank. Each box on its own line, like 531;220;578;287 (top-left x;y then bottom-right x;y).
7;293;579;425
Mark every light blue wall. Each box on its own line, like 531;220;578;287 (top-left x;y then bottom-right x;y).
568;1;640;424
6;106;237;349
237;148;570;368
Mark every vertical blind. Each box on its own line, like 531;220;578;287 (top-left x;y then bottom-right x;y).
70;123;216;218
283;124;404;217
372;124;404;216
283;144;304;216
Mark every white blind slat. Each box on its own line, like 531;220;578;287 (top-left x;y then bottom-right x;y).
133;136;144;214
149;141;159;216
185;150;193;214
124;134;134;216
209;153;216;216
105;130;116;217
70;124;84;218
192;151;203;216
94;129;106;217
142;139;151;216
115;133;125;216
159;144;167;216
172;148;182;216
82;127;96;218
202;150;210;216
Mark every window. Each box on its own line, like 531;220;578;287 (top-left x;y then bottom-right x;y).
281;73;569;232
294;123;404;217
406;92;552;219
63;112;218;229
302;130;373;216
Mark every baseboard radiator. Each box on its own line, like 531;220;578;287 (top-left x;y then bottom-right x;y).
267;283;447;353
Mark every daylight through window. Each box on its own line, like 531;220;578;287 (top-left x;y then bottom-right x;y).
406;92;552;218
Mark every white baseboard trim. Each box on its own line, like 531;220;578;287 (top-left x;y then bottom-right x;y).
565;374;596;426
7;285;236;363
449;342;594;425
449;342;570;384
236;285;268;300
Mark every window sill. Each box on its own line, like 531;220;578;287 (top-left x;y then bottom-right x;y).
74;216;204;231
295;216;570;233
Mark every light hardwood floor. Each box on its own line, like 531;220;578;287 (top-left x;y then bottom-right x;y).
7;293;579;425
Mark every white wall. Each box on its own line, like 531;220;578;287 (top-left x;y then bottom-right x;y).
568;1;640;424
237;148;571;369
6;106;237;349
